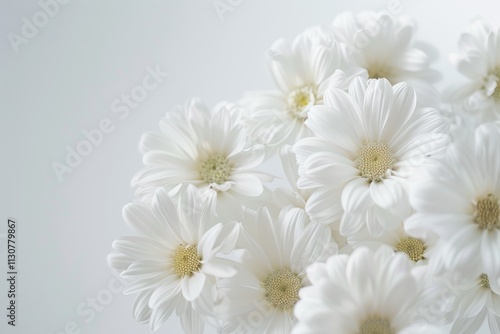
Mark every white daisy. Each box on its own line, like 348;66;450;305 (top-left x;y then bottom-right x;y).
447;274;500;334
133;98;272;221
332;11;441;107
293;78;449;236
216;206;335;333
108;186;241;332
408;122;500;281
293;246;445;334
348;219;437;265
448;19;500;122
240;24;365;150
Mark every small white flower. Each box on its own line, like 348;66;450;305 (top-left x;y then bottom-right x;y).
332;11;441;107
448;19;500;122
293;78;449;236
216;206;335;333
348;219;437;265
448;274;500;334
108;186;241;332
240;26;364;150
133;98;272;221
293;246;445;334
408;122;500;281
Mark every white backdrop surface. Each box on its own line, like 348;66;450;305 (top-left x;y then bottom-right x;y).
1;0;499;333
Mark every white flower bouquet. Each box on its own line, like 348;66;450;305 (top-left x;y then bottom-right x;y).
109;11;500;334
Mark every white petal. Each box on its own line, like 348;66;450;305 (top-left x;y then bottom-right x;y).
181;272;206;301
180;305;205;334
151;188;183;240
149;295;179;331
201;259;237;278
362;79;394;141
369;178;404;209
341;177;372;213
339;212;366;236
230;173;264;197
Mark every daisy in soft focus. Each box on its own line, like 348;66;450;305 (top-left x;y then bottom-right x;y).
240;24;365;150
133;98;272;220
332;11;440;107
216;206;335;333
408;123;500;281
293;78;449;236
448;19;500;122
108;186;241;333
447;274;500;334
348;218;437;265
293;246;444;334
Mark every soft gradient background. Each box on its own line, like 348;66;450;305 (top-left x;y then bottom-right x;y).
1;0;499;333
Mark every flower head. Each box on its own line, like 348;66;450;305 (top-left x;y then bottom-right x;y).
240;26;363;151
293;78;449;236
293;246;445;334
332;11;441;107
408;123;500;280
133;98;272;221
108;186;241;332
216;206;335;332
448;19;500;122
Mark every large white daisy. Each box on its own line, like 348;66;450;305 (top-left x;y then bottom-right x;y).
216;206;335;333
293;78;449;236
408;122;500;281
332;11;440;107
448;19;500;122
293;246;445;334
132;98;272;221
108;186;241;332
240;25;364;150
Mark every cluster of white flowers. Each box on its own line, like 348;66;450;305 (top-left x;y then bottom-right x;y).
109;12;500;334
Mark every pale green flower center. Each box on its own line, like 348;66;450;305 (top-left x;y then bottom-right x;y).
474;194;500;230
287;86;316;118
200;155;232;184
263;269;301;310
488;71;500;100
396;237;425;262
367;64;392;83
173;245;201;277
493;84;500;100
355;143;396;182
480;273;491;289
360;317;395;334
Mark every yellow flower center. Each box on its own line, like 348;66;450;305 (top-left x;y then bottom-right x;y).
200;155;232;184
474;194;500;230
360;317;395;334
287;86;316;119
173;245;201;277
355;143;396;182
396;237;425;262
263;269;301;310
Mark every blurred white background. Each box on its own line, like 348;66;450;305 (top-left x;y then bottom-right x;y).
1;0;499;333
